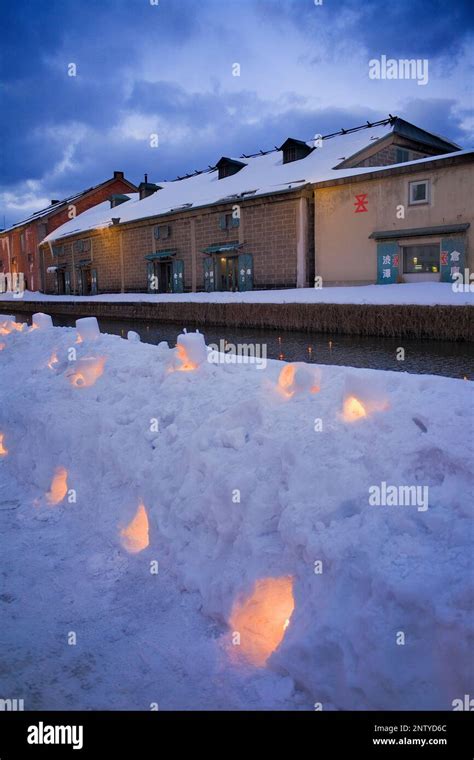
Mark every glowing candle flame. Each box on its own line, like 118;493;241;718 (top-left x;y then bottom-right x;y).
120;503;150;554
343;395;367;421
46;466;68;505
0;433;8;456
229;576;295;667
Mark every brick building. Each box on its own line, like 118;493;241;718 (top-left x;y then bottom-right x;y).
39;117;470;294
0;172;137;292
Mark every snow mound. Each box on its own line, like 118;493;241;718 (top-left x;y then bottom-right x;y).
0;317;472;710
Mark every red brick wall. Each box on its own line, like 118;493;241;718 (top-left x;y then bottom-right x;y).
0;176;135;292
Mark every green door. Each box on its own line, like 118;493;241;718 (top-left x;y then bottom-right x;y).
172;259;184;293
376;242;399;284
91;269;98;295
440;237;466;283
203;257;215;292
238;253;254;291
147;261;154;293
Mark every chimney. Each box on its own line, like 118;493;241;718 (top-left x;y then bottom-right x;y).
111;218;121;225
113;171;124;179
50;200;60;205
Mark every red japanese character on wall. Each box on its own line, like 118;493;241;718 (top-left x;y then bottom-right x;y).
354;194;368;213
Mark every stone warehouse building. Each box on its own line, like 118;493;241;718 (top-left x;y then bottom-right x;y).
38;117;473;295
0;172;137;293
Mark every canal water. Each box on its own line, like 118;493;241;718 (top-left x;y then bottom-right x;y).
11;313;474;379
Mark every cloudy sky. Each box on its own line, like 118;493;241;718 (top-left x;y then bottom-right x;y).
1;0;473;226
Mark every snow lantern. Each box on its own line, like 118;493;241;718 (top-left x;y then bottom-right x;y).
127;331;141;343
46;466;68;505
120;503;149;554
277;363;320;398
176;329;207;371
343;396;367;421
75;317;100;342
0;433;8;456
32;313;53;330
342;373;388;422
229;576;295;667
67;356;106;387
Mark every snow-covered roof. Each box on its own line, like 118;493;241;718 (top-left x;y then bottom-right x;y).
43;195;140;246
43;122;471;244
2;176;136;234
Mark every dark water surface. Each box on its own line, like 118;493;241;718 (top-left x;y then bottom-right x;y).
12;312;474;379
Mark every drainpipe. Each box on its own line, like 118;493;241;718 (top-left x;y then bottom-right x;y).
296;196;308;288
191;218;197;292
313;188;318;286
119;230;124;293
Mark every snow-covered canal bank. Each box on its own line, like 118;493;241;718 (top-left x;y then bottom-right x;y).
0;314;472;710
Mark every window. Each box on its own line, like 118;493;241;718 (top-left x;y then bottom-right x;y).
219;213;239;230
154;224;171;240
27;253;34;264
403;244;440;274
396;148;409;163
52;244;64;257
409;179;430;205
73;239;91;255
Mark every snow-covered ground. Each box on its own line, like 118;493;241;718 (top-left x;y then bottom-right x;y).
0;315;472;710
1;282;473;306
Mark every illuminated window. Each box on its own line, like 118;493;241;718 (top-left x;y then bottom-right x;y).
403;243;439;274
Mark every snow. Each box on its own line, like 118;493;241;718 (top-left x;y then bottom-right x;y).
0;316;472;710
1;282;473;306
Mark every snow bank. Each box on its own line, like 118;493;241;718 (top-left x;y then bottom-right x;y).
0;317;472;710
1;282;473;306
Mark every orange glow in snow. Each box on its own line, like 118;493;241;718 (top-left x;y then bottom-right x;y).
176;344;197;371
278;364;296;397
277;364;319;398
46;467;68;505
0;433;8;456
68;356;106;387
0;342;5;351
0;320;25;335
120;503;150;554
47;351;58;369
343;395;367;421
229;576;295;666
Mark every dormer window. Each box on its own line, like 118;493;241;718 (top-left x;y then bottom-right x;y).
279;138;313;165
138;173;161;200
216;157;247;180
109;194;131;209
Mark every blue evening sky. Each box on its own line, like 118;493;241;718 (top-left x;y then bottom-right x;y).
1;0;472;226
